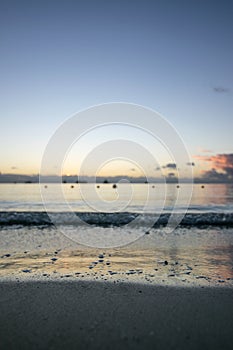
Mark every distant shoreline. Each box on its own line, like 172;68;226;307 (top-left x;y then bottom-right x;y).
0;174;232;184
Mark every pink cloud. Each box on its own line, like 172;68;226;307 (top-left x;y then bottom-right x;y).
194;153;233;179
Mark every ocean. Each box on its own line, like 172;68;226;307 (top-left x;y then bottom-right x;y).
1;182;233;212
0;183;233;286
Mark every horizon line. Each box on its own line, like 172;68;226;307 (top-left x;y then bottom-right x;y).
0;173;232;184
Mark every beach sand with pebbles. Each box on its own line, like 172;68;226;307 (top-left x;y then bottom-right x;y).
1;224;233;349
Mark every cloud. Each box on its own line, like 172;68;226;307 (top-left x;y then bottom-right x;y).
213;87;230;93
200;168;230;182
208;154;233;175
195;153;233;181
162;163;177;169
197;148;212;153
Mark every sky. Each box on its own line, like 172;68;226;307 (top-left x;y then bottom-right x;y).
0;0;232;181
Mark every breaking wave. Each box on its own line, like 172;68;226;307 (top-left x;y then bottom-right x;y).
0;211;233;228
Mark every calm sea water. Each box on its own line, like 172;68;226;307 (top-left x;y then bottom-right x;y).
0;183;233;213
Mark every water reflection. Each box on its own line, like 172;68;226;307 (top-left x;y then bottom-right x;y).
1;183;233;212
1;226;233;286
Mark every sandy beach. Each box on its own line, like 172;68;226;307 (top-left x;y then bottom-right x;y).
1;220;233;349
1;186;233;349
0;280;233;350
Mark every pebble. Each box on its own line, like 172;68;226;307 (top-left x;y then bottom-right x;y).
126;271;136;275
99;259;104;263
98;254;104;259
2;254;11;258
164;260;168;265
22;269;31;273
51;258;57;262
196;276;210;280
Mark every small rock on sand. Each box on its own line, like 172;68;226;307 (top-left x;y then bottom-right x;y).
51;258;57;262
2;254;11;258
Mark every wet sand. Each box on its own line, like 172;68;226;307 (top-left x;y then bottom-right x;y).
0;280;233;350
1;226;233;287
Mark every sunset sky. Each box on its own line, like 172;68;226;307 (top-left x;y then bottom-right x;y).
0;0;232;181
